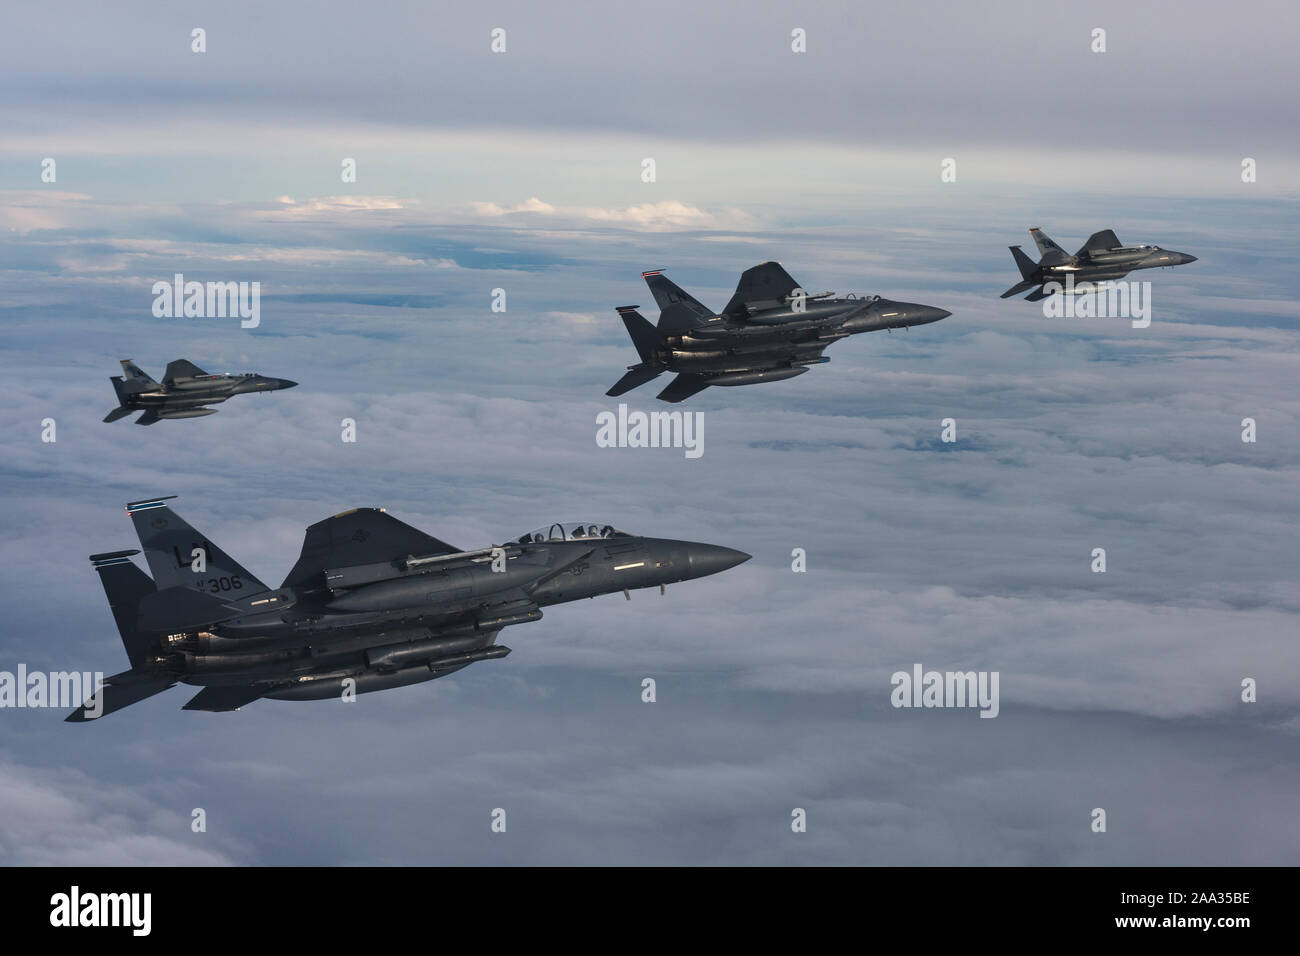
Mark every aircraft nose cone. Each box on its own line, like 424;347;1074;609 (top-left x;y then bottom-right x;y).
279;379;298;389
1181;254;1198;264
687;545;751;579
878;300;950;327
908;304;951;325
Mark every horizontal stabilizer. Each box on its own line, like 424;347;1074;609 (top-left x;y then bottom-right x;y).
607;365;662;397
656;373;711;403
1024;286;1052;302
65;676;175;722
183;685;263;712
135;410;161;426
103;406;134;423
1001;279;1039;299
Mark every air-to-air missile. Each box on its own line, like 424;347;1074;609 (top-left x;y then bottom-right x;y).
607;261;951;402
67;499;749;719
1001;228;1197;301
103;359;296;425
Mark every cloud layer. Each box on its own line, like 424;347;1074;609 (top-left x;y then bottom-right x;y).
0;1;1296;866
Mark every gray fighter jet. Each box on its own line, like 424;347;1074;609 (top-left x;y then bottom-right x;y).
103;359;296;425
67;499;749;719
607;262;951;402
1001;228;1197;301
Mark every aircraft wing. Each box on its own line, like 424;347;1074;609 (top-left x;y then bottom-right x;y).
281;508;461;589
722;261;801;316
183;685;264;712
163;359;209;383
1075;229;1121;257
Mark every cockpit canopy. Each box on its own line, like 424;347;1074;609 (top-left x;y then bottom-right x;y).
514;522;630;544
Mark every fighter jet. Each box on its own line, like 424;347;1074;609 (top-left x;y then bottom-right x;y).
1001;228;1197;301
67;498;749;719
103;359;297;425
607;262;951;403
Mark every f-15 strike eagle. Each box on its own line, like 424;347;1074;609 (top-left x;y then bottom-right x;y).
1001;228;1197;301
607;262;951;403
67;499;749;720
103;359;297;425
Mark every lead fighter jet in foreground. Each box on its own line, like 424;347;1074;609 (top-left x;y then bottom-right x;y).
68;499;749;719
607;262;951;402
103;359;297;425
1001;228;1197;301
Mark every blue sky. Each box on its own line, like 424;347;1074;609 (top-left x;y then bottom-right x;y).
0;1;1297;865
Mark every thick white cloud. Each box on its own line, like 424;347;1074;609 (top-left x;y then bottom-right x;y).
0;758;240;866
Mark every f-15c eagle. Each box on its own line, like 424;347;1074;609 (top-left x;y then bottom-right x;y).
1001;228;1197;301
608;262;951;403
103;359;296;425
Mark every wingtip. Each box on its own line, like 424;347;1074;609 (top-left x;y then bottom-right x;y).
124;496;178;514
89;549;140;564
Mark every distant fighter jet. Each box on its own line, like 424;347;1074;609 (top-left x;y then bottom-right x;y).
607;262;951;402
67;499;749;719
103;359;296;425
1001;228;1197;301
